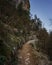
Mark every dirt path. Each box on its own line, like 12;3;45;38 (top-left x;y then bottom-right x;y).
16;39;50;65
18;43;37;65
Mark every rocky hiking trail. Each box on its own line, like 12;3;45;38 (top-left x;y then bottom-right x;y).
18;43;36;65
17;39;49;65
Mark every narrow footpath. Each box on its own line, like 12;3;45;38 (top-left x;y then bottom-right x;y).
18;42;37;65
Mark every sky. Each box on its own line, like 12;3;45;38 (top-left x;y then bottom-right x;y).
30;0;52;32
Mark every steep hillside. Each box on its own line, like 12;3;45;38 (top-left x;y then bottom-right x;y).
0;0;52;65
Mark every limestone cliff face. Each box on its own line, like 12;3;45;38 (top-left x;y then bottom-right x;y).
14;0;30;10
9;0;30;11
22;0;30;11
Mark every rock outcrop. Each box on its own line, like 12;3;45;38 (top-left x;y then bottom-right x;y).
7;0;30;10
